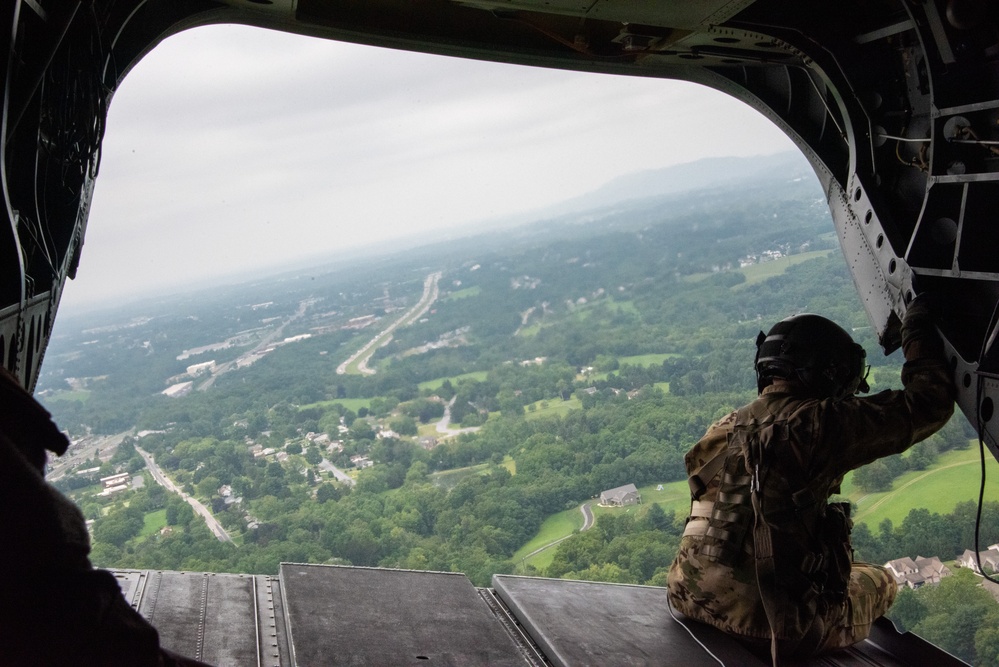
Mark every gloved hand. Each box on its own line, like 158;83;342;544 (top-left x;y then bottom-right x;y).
900;294;945;361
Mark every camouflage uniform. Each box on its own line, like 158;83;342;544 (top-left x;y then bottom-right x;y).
667;305;954;657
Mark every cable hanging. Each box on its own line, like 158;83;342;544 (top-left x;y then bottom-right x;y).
973;302;999;586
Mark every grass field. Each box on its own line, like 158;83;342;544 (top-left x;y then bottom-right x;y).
342;349;377;375
429;456;515;489
582;354;681;382
513;506;585;566
682;250;835;285
518;298;636;338
512;445;997;574
417;422;439;437
517;480;693;572
845;446;998;527
140;509;168;538
442;286;481;301
46;389;91;403
525;397;582;420
516;322;543;337
298;398;372;412
418;371;489;392
736;249;834;287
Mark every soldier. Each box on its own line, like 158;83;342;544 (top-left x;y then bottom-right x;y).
667;298;955;663
0;367;209;666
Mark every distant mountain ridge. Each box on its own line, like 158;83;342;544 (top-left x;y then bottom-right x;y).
64;151;816;315
553;151;812;214
466;150;815;233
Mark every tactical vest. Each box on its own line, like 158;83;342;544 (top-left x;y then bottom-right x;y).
683;402;854;634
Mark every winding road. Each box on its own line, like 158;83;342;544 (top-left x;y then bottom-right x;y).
580;502;594;531
136;446;232;543
520;502;595;562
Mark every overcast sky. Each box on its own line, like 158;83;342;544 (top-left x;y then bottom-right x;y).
61;23;797;312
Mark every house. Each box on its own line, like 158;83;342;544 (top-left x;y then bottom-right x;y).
958;545;999;575
600;483;641;507
350;455;374;469
307;432;331;446
884;556;951;589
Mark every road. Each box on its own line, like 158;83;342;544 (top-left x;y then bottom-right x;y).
434;395;480;437
318;458;356;486
436;396;457;433
199;299;310;390
136;446;233;543
337;271;442;375
520;502;596;562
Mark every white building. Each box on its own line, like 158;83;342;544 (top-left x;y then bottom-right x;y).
958;545;999;575
99;472;131;496
884;556;951;589
186;360;216;377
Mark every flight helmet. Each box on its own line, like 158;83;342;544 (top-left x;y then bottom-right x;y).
755;314;870;399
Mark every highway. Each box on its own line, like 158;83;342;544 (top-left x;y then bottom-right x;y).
136;446;233;543
198;298;310;391
337;271;442;375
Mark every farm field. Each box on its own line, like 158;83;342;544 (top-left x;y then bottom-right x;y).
737;249;834;287
517;480;692;572
683;249;834;285
418;371;488;392
140;509;168;538
525;397;582;420
845;445;998;527
298;397;372;412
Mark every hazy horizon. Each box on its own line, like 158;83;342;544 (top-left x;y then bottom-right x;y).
61;23;797;311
